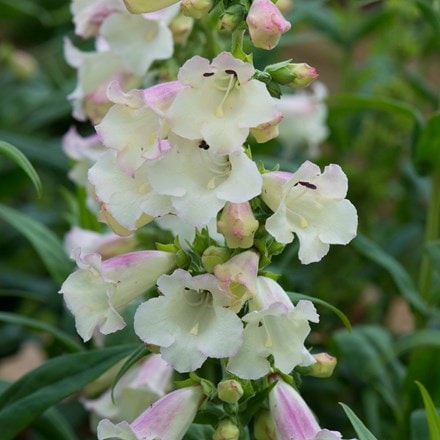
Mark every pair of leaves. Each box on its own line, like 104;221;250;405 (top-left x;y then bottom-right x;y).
0;344;137;439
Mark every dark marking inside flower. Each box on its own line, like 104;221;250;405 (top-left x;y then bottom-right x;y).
199;140;210;150
203;72;215;77
225;69;237;76
295;181;317;190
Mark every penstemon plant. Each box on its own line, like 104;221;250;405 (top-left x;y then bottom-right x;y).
58;0;362;439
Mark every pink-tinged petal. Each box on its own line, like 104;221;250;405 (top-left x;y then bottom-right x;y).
269;378;321;440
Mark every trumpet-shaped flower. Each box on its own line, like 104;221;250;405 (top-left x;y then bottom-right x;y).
262;161;358;264
227;277;318;379
268;377;354;440
277;82;329;158
64;39;139;123
100;10;174;76
71;0;125;38
147;135;262;227
64;226;136;260
95;80;182;172
97;385;204;440
89;151;172;233
134;269;243;372
214;250;259;312
83;354;173;426
165;52;279;155
59;250;176;341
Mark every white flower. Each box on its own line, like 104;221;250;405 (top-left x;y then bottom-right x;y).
97;385;203;440
95;80;182;172
64;226;135;260
134;269;243;372
277;82;329;158
227;277;318;380
71;0;125;38
165;52;279;155
99;10;174;76
262;161;358;264
64;39;139;123
147;135;262;227
59;250;176;341
83;354;173;426
88;151;172;234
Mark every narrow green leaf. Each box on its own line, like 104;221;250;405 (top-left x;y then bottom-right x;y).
287;291;352;332
426;240;440;275
0;311;83;353
353;234;438;317
0;204;72;285
394;330;440;357
111;344;149;402
415;381;440;440
32;407;79;440
0;345;136;440
340;403;378;440
414;113;440;174
0;140;42;197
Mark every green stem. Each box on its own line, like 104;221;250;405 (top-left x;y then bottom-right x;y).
418;165;440;307
231;29;249;62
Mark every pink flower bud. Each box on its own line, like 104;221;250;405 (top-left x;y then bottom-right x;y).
246;0;291;50
217;202;259;249
97;385;204;439
268;375;346;440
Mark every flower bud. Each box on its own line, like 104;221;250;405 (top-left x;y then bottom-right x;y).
246;0;291;50
221;5;245;32
202;246;231;273
217;379;244;404
213;420;240;440
97;385;204;440
217;202;259;249
266;62;319;88
8;49;38;80
254;410;276;440
181;0;214;19
309;352;337;378
250;112;283;143
169;13;194;45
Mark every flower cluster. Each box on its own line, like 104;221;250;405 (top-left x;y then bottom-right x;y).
61;0;359;438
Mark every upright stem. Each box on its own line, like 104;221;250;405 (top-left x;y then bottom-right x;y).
418;165;440;309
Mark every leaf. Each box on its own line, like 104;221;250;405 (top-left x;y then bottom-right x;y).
0;140;42;197
287;291;352;332
426;240;440;275
0;204;72;285
414;113;440;174
352;234;438;317
340;402;378;440
111;344;149;402
328;95;424;150
411;408;432;440
0;344;136;439
183;423;215;440
0;311;83;353
394;330;440;357
415;381;440;440
32;407;79;440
